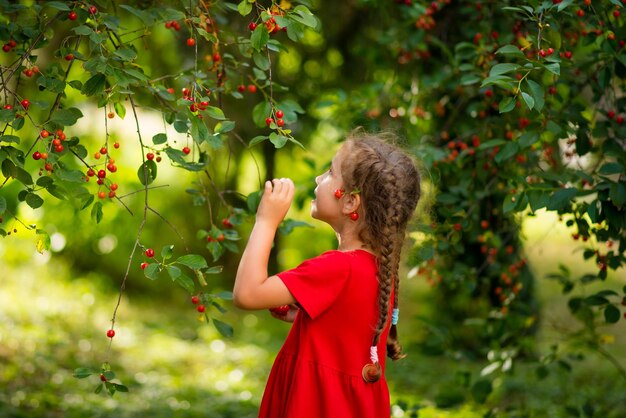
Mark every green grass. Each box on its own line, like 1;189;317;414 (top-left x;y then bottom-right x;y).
1;209;625;417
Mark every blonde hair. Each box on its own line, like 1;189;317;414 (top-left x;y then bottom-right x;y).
339;129;421;364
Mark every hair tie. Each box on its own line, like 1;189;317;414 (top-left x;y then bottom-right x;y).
362;346;381;383
369;345;379;364
391;308;399;326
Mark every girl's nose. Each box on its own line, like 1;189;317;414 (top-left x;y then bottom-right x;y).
315;174;321;184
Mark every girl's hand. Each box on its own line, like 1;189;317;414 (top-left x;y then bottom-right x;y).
256;178;295;229
269;304;300;323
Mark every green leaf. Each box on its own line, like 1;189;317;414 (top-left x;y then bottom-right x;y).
119;4;154;25
82;74;106;96
544;62;560;75
585;295;608;306
166;265;182;280
144;263;160;280
251;24;270;51
0;196;6;214
51;108;84;126
205;266;224;274
36;229;50;254
212;319;234;338
204;106;226;120
91;201;103;224
495;141;519;164
114;102;126;119
518;132;539;148
495;45;525;58
25;193;43;209
137;160;157;185
489;63;520;77
73;368;94;379
113;48;137;61
521;92;535;110
252;101;272;127
610;183;626;207
499;97;516;113
175;273;195;294
73;25;93;35
16;167;33;185
292;5;318;28
526;79;544;112
0;135;20;144
152;133;167;145
176;254;208;270
247;190;262;213
547;188;577;211
269;132;288;148
599;162;624;175
249;135;268;147
253;52;270;71
0;109;15;123
113;383;129;393
237;0;252;16
161;244;174;260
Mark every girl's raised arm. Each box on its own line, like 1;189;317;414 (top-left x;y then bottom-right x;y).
233;178;297;310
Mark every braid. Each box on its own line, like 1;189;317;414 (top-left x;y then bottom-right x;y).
339;130;421;371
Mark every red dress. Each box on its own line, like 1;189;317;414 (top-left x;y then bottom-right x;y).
259;250;391;418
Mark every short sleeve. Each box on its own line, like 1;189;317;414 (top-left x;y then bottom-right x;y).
277;251;351;320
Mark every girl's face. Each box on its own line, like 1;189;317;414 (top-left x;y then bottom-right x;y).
311;150;345;227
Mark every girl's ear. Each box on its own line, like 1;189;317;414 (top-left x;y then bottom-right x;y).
342;192;361;215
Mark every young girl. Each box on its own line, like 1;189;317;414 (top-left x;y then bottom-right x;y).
233;130;421;418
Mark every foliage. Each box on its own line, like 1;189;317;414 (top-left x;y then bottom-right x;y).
1;0;625;416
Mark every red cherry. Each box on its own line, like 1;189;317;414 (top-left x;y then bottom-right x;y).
276;119;285;127
275;110;284;118
140;262;148;269
108;191;116;198
40;130;49;138
113;142;120;149
2;45;10;53
32;151;41;160
577;9;584;17
145;248;155;258
23;68;33;77
186;38;196;47
269;305;290;316
547;47;554;55
100;374;107;382
107;163;117;172
97;169;106;178
106;329;115;338
65;53;74;61
334;189;344;199
110;183;118;191
212;53;221;62
172;21;180;31
249;22;257;31
247;84;257;93
222;218;233;228
349;212;359;221
237;85;246;92
98;191;106;199
45;162;53;171
68;11;77;20
100;147;107;154
191;295;200;304
7;40;16;48
453;223;462;231
182;146;191;155
538;49;547;57
480;220;489;229
55;144;64;153
20;99;30;110
197;304;206;313
217;234;225;242
614;10;621;18
617;116;624;124
3;104;12;110
146;152;155;160
564;51;573;59
89;5;97;14
199;101;209;109
265;117;273;127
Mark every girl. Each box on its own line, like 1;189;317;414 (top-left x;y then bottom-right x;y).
233;131;421;418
